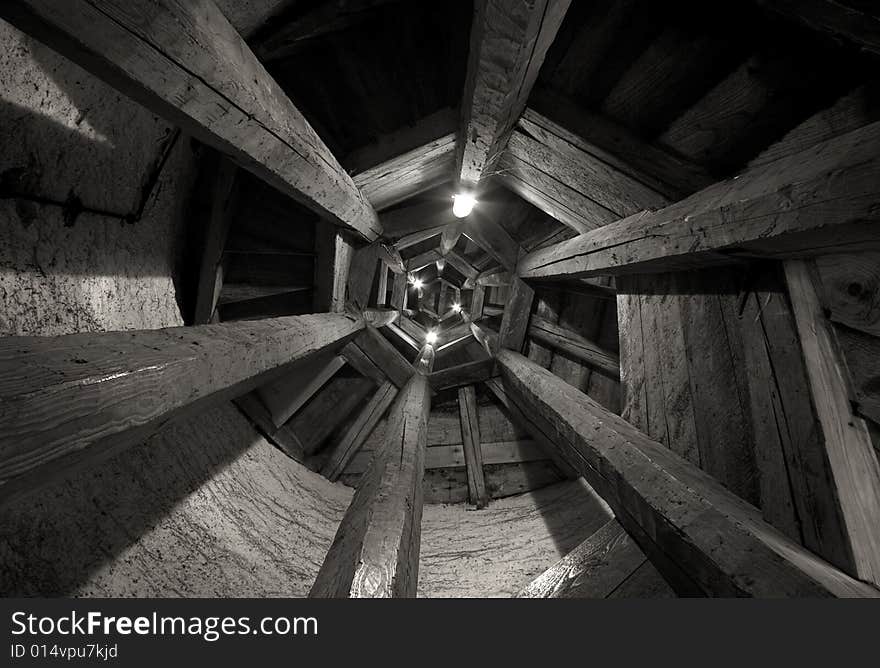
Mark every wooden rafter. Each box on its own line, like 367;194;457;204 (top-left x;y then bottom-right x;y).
0;0;382;241
457;0;572;186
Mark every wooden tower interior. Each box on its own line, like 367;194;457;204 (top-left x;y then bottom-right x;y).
1;0;880;598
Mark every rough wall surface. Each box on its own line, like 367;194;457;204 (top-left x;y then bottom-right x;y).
0;405;354;596
0;20;193;336
419;480;613;597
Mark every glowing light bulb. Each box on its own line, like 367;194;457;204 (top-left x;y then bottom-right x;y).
451;303;462;313
452;193;477;218
425;330;438;345
436;257;446;272
410;277;424;290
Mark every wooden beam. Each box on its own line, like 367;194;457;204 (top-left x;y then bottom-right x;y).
784;260;880;586
234;392;306;462
529;315;619;378
394;226;445;252
290;375;375;456
517;518;671;598
310;364;431;597
495;349;880;597
0;0;381;241
193;157;238;324
256;355;347;428
458;385;489;508
440;224;463;256
470;284;486;319
444;249;479;283
376;263;389;306
407;249;441;271
529;87;713;200
0;313;363;504
457;0;571;186
518;121;880;280
476;268;511;288
756;0;880;56
397;315;426;346
354;134;456;211
322;381;398;482
391;272;408;311
430;358;496;393
498;277;535;352
352;327;414;389
341;341;388;386
463;215;522;271
530;278;616;301
380;200;456;239
345;107;459;174
315;227;354;313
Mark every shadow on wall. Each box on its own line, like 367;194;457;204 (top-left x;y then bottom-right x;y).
0;403;351;597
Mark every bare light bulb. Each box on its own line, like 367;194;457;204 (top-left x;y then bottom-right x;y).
410;277;424;291
452;193;477;218
451;303;462;313
436;258;446;272
425;330;438;345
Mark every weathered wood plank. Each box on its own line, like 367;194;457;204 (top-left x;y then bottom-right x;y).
0;313;363;504
463;216;522;271
470;284;486;320
814;251;880;339
289;374;375;456
0;0;381;240
351;327;414;389
233;392;306;462
341;341;388;386
257;355;347;428
784;259;880;586
518;121;880;280
457;0;571;186
458;386;489;508
499;277;535;352
529;315;619;378
496;349;880;597
394;226;445;252
322;381;398;482
517;518;664;598
314;227;354;313
310;370;431;598
430;359;496;393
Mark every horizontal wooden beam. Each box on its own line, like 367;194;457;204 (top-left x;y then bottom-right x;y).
529;315;620;378
429;358;496;392
0;313;363;505
457;0;571;186
0;0;381;240
519;121;880;280
394;226;445;252
496;349;880;597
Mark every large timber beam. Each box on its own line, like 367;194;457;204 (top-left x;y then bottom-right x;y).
0;0;381;240
0;313;364;505
518;121;880;280
495;349;880;597
310;345;434;597
498;277;535;352
457;0;571;187
529;315;620;378
458;385;489;508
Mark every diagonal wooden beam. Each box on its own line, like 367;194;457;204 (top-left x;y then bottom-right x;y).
463;214;522;271
457;0;572;186
517;518;671;598
458;385;489;508
495;349;880;597
784;259;880;585
394;226;446;252
256;354;347;428
529;315;620;378
354;133;456;211
322;380;398;482
352;327;414;389
0;313;364;505
430;358;496;393
444;249;479;283
310;356;433;597
0;0;382;240
518;121;880;280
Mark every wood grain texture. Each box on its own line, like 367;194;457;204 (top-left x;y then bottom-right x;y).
517;518;672;598
310;372;431;598
458;385;488;508
457;0;571;186
784;259;880;586
499;277;535;352
496;349;880;598
257;354;346;428
0;312;363;504
351;327;414;389
322;381;398;481
430;359;495;393
0;0;381;240
529;315;619;378
519;121;880;280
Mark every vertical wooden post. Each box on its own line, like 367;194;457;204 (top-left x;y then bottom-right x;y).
391;272;408;310
310;346;434;598
499;277;535;352
458;385;489;508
